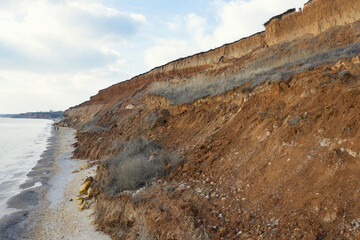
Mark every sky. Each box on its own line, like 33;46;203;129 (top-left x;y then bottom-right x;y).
0;0;307;114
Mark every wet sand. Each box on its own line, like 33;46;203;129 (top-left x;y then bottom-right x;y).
0;127;110;240
0;129;57;240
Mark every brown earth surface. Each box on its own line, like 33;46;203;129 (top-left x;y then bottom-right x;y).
70;55;360;239
59;0;360;239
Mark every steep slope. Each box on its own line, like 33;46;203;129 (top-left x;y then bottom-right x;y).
62;0;360;128
60;0;360;239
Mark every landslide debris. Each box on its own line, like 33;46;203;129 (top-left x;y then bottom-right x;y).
87;56;360;239
59;0;360;239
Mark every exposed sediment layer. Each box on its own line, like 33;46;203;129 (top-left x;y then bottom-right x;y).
66;0;360;116
76;53;360;239
60;0;360;239
265;0;360;45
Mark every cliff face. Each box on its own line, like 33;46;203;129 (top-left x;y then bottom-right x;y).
265;0;360;45
77;55;360;239
63;0;360;122
61;0;360;239
82;32;265;107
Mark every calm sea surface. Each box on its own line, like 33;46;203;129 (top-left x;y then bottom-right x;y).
0;118;52;218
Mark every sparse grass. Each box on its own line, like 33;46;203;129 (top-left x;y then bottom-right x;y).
79;116;108;133
109;99;123;112
111;140;124;151
98;138;182;195
146;113;158;129
148;41;360;105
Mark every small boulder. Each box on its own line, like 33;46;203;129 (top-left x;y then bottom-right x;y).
75;199;83;206
87;186;94;197
78;200;91;211
79;177;93;194
78;202;87;211
323;212;337;223
125;104;134;110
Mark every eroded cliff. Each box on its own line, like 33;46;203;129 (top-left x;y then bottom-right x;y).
61;0;360;239
63;0;360;127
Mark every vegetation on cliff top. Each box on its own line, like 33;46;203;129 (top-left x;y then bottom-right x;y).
149;41;360;105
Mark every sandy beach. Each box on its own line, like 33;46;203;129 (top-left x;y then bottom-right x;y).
33;127;111;240
0;127;110;240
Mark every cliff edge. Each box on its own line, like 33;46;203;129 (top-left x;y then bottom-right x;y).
63;0;360;122
61;0;360;239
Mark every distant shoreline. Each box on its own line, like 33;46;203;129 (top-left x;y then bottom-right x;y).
0;111;63;120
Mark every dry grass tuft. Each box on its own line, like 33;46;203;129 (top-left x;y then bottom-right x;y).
148;42;360;105
97;138;182;196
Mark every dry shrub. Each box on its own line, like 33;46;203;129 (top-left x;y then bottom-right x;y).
98;138;182;195
79;116;108;133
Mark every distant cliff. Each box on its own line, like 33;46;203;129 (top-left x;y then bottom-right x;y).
0;111;64;120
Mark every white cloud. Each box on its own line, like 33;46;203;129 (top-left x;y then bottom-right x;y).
0;0;147;113
0;66;130;113
0;0;147;72
186;13;206;30
167;19;181;31
145;0;307;68
0;0;310;113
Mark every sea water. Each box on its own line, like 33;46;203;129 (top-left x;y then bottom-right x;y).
0;118;52;218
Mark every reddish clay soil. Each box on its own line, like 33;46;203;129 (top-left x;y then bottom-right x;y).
68;54;360;239
60;4;360;238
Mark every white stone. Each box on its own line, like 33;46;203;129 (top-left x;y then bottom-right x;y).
125;104;134;110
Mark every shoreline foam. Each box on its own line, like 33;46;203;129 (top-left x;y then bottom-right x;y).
0;127;110;240
0;119;54;219
33;127;110;240
0;125;57;240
